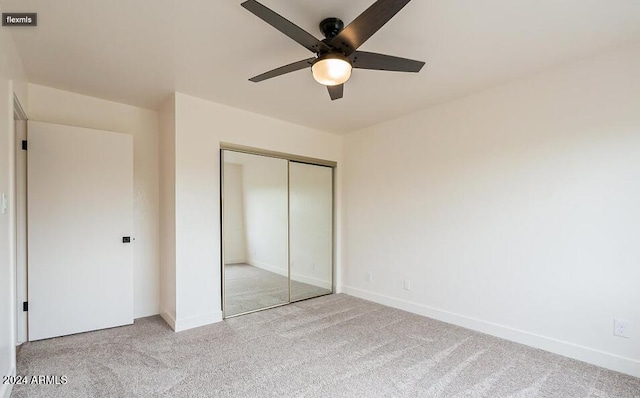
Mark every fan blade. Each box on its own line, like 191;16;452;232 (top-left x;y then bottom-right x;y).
241;0;330;53
249;58;315;82
351;51;425;72
329;0;411;55
327;84;344;100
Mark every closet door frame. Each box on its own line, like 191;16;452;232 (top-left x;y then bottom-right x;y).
220;143;336;319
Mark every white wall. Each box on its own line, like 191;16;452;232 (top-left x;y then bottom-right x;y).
158;94;176;327
222;162;247;264
0;75;16;398
171;92;342;331
241;154;288;275
343;44;640;377
0;8;28;397
27;84;160;319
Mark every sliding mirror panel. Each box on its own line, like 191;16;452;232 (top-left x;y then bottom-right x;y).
223;150;289;316
289;162;333;302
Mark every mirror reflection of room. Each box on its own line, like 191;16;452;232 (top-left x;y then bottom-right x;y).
222;150;333;317
223;151;289;316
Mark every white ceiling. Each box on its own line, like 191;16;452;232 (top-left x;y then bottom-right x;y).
3;0;640;133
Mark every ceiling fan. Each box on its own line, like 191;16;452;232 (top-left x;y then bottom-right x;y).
241;0;425;100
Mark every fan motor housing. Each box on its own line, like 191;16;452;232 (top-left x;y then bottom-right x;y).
319;18;344;39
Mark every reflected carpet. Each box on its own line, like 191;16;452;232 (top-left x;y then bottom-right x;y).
224;263;330;316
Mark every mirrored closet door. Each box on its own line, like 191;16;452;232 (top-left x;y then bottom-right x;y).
289;162;333;302
221;147;334;318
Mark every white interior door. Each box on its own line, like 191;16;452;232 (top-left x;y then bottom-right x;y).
27;121;134;341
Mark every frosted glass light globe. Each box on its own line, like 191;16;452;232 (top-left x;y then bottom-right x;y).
312;54;352;86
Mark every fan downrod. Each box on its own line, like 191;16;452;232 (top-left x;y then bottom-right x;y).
319;18;344;39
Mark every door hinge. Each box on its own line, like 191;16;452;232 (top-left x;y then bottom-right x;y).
23;301;28;312
21;140;27;150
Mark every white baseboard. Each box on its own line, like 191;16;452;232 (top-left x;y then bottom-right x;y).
174;311;223;333
247;260;332;290
1;366;15;398
247;259;288;277
225;258;246;265
342;285;640;378
159;309;176;331
291;273;332;290
135;308;161;319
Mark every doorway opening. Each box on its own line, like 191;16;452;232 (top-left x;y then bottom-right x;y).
14;94;27;345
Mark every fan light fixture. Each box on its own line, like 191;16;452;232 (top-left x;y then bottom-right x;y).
242;0;426;100
312;53;352;86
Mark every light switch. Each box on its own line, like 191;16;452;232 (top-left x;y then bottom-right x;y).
1;193;7;215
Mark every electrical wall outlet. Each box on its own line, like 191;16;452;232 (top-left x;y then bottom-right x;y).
614;319;630;338
403;279;411;291
366;272;372;283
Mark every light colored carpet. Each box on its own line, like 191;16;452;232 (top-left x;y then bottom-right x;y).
12;294;640;398
224;263;331;316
